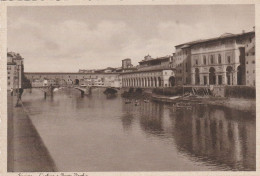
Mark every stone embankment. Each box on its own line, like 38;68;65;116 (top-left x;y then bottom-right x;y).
8;93;57;172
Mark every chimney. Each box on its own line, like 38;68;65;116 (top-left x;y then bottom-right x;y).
253;26;255;31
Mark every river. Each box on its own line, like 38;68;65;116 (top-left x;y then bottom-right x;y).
21;88;256;171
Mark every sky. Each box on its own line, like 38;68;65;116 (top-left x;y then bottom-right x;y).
7;5;255;72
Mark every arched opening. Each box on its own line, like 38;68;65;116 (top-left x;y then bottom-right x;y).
226;66;233;85
237;65;243;85
209;67;216;85
151;77;154;87
169;76;175;87
154;77;157;87
74;79;79;85
147;78;150;87
144;78;147;87
195;68;200;85
128;79;130;87
158;77;162;87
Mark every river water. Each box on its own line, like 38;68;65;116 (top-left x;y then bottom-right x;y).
22;88;256;171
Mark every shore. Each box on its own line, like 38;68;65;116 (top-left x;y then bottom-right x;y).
7;93;57;172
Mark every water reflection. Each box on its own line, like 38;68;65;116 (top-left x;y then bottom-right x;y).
132;101;255;170
22;89;255;171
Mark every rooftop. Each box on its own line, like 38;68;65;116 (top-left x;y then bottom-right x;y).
139;55;171;63
175;31;255;48
7;52;24;60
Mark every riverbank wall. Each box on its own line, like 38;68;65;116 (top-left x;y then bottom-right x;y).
7;93;57;172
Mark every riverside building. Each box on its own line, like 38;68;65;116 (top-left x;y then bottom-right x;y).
174;29;255;86
7;52;24;91
121;55;175;88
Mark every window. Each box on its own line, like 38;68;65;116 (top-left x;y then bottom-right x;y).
227;56;231;63
210;55;214;64
253;70;255;73
203;56;206;65
218;54;221;64
185;63;188;72
195;60;198;65
204;76;207;85
246;61;248;64
8;76;10;80
249;37;252;43
218;75;222;85
8;82;10;85
252;61;255;64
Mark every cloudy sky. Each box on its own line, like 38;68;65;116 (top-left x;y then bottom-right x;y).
8;5;254;72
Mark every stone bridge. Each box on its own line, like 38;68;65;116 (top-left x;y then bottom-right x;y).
29;85;119;97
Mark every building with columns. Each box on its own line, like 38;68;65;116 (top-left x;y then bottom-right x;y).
174;29;255;86
121;55;175;88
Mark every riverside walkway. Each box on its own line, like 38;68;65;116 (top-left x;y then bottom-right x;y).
7;93;57;172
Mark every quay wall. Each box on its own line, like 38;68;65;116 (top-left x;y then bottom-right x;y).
7;93;57;172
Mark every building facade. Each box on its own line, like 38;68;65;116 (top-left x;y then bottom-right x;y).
173;30;255;87
121;55;175;88
23;29;255;90
7;52;24;91
25;72;122;88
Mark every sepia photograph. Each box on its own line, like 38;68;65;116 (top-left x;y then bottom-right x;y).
2;2;257;174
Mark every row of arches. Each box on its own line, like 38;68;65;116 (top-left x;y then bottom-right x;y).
194;66;243;85
122;76;176;88
122;77;162;88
